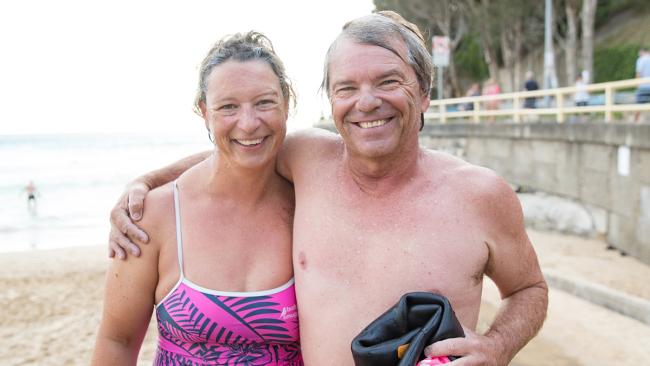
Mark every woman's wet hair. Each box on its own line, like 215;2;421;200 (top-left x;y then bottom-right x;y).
321;11;433;98
194;31;295;115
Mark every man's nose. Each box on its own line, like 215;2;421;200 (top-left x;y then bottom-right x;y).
356;88;382;112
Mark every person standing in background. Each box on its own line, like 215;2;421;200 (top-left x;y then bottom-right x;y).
572;73;591;123
483;78;501;122
461;83;481;111
483;78;501;110
635;47;650;122
523;71;539;109
574;74;590;107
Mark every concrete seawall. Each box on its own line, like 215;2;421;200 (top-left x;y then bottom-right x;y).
418;122;650;264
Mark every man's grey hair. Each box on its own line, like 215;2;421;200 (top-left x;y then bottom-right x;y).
321;11;433;98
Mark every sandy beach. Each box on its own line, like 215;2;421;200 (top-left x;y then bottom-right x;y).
0;246;157;365
1;229;650;365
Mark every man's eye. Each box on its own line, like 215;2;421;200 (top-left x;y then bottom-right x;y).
258;99;276;106
380;79;399;86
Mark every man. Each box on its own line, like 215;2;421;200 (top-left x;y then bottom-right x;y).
523;71;539;109
635;47;650;122
109;12;547;365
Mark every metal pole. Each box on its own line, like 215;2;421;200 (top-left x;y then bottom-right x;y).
437;66;444;100
543;0;558;91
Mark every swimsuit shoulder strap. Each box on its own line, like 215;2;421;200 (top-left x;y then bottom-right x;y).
172;180;185;279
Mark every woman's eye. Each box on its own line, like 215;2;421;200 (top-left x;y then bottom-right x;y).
335;86;355;95
219;104;237;111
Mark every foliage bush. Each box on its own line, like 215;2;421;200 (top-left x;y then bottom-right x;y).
593;44;639;83
454;34;489;82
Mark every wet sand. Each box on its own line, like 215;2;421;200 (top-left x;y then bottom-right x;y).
1;230;649;365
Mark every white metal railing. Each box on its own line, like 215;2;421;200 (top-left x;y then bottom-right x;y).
426;77;650;123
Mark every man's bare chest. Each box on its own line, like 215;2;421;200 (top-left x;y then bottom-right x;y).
294;191;487;283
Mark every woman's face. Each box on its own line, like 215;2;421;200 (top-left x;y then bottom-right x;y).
201;60;288;170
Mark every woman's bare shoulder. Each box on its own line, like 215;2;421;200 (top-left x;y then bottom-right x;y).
138;182;175;247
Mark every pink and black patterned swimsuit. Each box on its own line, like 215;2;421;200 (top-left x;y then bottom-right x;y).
154;181;303;365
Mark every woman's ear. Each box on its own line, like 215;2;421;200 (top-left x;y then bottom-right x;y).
199;101;208;120
200;102;214;143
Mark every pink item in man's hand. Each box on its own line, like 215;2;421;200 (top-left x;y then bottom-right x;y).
416;356;451;365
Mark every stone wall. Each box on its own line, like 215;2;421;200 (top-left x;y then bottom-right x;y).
419;122;650;264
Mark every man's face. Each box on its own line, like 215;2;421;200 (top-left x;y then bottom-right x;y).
327;37;429;160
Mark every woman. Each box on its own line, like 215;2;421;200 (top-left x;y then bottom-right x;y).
482;78;501;123
482;78;501;111
92;32;303;365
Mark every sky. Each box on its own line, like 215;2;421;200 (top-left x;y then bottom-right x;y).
0;0;375;135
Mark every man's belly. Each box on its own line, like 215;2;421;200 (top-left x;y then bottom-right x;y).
296;287;382;365
294;271;483;365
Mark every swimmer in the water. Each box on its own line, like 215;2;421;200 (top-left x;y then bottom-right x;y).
24;180;39;213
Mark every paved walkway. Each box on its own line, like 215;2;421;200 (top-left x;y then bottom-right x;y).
478;229;650;365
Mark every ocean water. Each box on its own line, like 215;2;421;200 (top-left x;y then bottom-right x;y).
0;133;212;252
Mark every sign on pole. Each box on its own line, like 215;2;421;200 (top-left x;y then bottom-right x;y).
432;36;450;67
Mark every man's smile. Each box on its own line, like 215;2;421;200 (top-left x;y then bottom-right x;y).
353;118;390;129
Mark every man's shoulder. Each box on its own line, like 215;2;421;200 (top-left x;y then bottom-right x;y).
277;127;343;179
288;127;341;142
285;127;342;158
421;150;510;198
422;152;523;236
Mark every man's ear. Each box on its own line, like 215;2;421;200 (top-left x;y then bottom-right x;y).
420;91;431;113
283;98;290;120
